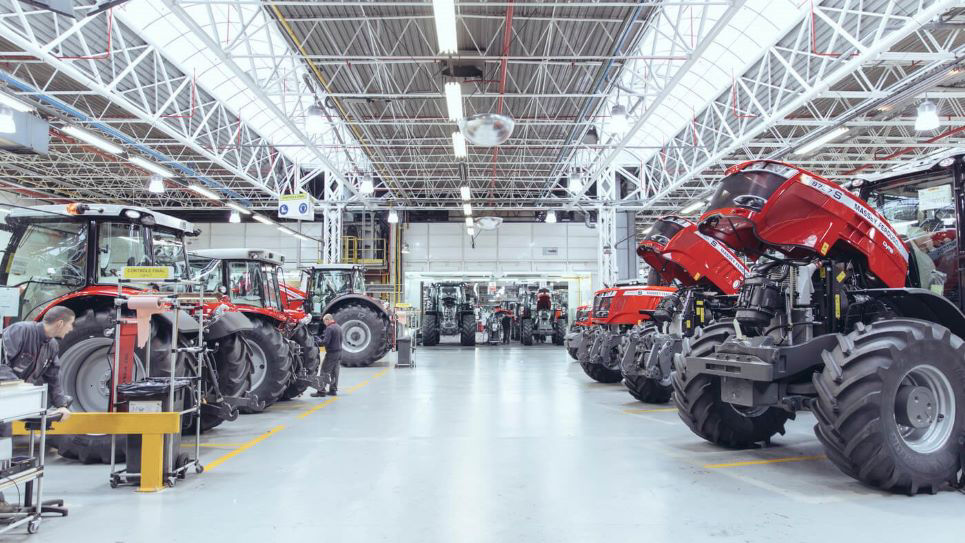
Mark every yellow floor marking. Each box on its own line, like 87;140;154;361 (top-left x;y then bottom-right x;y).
343;367;391;394
704;454;827;469
204;425;286;471
623;407;678;414
298;397;338;419
181;443;247;448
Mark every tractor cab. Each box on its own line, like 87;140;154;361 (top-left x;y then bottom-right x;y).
0;203;197;321
189;249;295;322
299;263;367;313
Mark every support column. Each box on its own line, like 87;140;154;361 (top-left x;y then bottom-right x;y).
323;173;343;264
596;167;618;288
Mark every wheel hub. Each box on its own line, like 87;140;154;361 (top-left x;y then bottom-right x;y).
896;385;937;429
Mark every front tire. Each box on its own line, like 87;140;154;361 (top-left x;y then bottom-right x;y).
460;313;476;346
813;319;965;494
552;321;565;345
520;319;534;346
333;303;389;367
422;314;440;346
281;325;321;399
578;330;622;383
240;318;291;411
672;323;790;448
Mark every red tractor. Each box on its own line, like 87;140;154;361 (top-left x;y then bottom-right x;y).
564;305;592;359
577;283;676;383
0;204;253;463
674;154;965;494
618;216;748;402
190;249;321;407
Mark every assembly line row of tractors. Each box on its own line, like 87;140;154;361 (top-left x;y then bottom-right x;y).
0;203;393;464
566;150;965;495
420;283;567;346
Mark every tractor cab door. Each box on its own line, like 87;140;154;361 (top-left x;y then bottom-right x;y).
862;167;960;306
227;260;270;308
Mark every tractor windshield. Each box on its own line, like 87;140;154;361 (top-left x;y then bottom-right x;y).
646;218;687;246
152;229;189;280
227;260;268;308
189;256;223;294
2;220;87;320
706;170;790;213
439;285;461;301
309;269;354;309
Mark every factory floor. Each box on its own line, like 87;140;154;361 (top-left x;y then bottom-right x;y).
13;342;965;542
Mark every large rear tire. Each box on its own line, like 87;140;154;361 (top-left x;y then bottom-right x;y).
672;323;790;448
578;330;622;383
240;318;291;411
460;313;476;346
334;303;390;367
54;308;184;463
422;314;440;346
281;325;322;399
520;319;534;346
813;319;965;494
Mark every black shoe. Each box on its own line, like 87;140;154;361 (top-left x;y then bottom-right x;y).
310;390;327;398
328;389;337;397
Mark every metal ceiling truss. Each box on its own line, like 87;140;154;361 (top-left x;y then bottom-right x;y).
604;0;964;231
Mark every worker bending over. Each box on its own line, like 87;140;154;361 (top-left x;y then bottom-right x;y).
0;306;74;418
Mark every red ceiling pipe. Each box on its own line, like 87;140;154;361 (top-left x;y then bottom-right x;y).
489;0;516;198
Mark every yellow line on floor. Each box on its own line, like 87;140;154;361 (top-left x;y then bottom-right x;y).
623;407;678;414
181;443;247;448
704;454;827;469
204;425;286;471
298;397;338;419
343;367;391;394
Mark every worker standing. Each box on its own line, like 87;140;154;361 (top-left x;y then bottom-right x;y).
312;314;342;397
0;306;75;417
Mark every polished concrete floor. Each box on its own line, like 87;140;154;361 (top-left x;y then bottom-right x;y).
12;343;965;542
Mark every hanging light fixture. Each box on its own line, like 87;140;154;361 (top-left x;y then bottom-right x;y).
62;126;123;155
610;104;628;133
467;226;476;237
465;216;473;226
432;0;458;54
545;210;557;224
444;82;464;121
0;106;14;134
229;210;241;223
130;156;174;178
452;131;467;158
306;105;325;135
388;209;399;224
463;203;472;216
147;174;165;194
915;100;940;131
460;186;471;200
567;171;584;193
360;172;375;195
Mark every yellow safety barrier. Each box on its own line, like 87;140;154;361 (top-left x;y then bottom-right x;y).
13;412;182;493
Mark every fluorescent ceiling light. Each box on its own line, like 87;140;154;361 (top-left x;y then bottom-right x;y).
229;210;241;223
465;216;473;226
226;201;252;215
305;105;325;135
278;226;297;235
567;171;584;193
253;214;275;225
681;200;705;215
432;0;458;54
148;175;165;194
460;186;471;200
62;126;124;155
463;203;472;216
609;104;628;133
129;156;174;178
467;226;475;237
388;209;399;224
188;184;222;201
792;127;849;156
545;210;557;223
360;173;375;195
915;100;940;131
445;82;464;121
452;131;467;158
296;234;312;242
0;92;32;113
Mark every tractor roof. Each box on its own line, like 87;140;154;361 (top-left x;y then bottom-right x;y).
301;263;363;271
860;147;965;182
191;248;285;265
5;204;196;234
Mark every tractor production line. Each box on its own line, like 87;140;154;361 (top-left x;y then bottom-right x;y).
17;343;965;542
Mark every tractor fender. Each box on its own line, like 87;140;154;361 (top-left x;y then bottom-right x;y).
206;311;254;341
156;310;202;336
863;288;965;339
323;294;389;320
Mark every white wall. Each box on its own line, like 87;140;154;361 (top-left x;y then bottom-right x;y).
186;222;322;271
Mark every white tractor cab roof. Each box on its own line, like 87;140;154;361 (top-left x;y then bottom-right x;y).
301;263;362;271
191;248;285;266
854;147;965;185
5;204;197;234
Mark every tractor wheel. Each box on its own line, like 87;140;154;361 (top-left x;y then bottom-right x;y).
240;318;291;412
552;321;565;345
460;313;476;346
624;375;672;404
422;314;440;346
813;319;965;494
567;347;579;360
54;308;184;463
281;325;322;399
672;323;790;448
578;331;622;383
197;331;251;432
335;303;390;367
520;319;534;346
621;325;671;403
